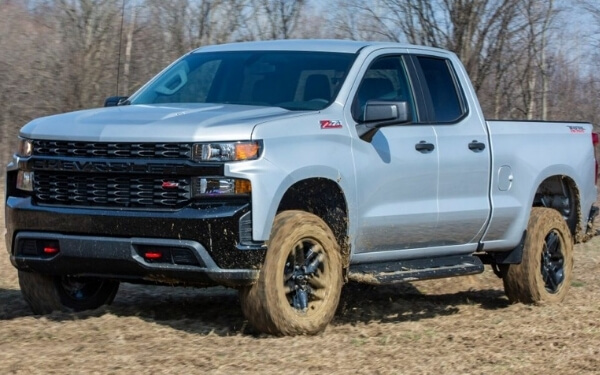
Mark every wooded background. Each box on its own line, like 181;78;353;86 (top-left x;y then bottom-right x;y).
1;0;600;172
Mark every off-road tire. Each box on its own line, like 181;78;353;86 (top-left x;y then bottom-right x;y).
240;210;343;336
502;207;573;304
19;271;119;314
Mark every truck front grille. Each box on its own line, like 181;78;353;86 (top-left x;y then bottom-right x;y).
33;141;192;159
34;172;190;208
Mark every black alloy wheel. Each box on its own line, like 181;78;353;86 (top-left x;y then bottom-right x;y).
540;230;565;293
284;239;328;312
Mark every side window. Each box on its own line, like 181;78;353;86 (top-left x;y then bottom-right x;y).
416;56;465;123
352;56;415;122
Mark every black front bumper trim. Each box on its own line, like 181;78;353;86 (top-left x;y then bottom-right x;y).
12;232;258;287
5;196;266;270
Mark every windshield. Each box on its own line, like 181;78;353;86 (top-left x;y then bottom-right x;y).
129;51;356;111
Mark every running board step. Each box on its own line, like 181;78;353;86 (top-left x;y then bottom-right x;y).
347;255;484;285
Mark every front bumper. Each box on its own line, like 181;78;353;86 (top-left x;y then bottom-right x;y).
5;195;265;287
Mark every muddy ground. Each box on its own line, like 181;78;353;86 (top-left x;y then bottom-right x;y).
1;185;600;374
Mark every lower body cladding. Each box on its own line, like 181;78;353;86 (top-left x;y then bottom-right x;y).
5;197;265;287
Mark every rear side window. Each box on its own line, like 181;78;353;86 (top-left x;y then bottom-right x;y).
417;56;465;123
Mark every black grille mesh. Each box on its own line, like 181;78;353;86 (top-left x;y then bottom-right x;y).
33;140;192;159
34;173;190;208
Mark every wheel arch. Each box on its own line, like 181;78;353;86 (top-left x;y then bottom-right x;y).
276;177;350;269
531;173;582;241
484;175;581;269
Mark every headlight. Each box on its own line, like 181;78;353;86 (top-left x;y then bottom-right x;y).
17;171;34;191
17;137;33;157
193;141;261;162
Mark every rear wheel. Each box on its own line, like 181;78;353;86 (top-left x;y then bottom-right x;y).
19;271;119;314
240;210;343;336
502;208;573;303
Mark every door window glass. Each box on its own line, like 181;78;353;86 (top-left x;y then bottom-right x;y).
417;56;465;123
352;56;415;122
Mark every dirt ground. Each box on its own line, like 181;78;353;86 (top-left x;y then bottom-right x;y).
2;186;600;374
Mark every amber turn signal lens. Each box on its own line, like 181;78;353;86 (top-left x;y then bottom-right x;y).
235;179;252;194
235;143;260;161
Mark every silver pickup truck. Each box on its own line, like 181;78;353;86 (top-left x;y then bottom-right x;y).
4;40;598;336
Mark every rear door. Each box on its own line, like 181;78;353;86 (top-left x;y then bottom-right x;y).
411;53;491;247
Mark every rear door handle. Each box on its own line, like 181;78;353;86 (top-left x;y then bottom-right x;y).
415;141;435;153
468;140;486;152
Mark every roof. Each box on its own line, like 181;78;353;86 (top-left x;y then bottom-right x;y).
193;39;420;54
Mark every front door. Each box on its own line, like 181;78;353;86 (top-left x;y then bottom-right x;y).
347;53;440;255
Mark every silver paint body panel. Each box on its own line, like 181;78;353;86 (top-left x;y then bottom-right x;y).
16;40;597;264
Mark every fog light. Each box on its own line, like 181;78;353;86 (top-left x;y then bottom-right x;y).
192;177;251;197
16;171;34;192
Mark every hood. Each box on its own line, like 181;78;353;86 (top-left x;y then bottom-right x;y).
20;103;307;142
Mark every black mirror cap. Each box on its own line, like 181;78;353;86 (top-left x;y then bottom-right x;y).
104;96;129;107
357;101;411;142
363;101;410;123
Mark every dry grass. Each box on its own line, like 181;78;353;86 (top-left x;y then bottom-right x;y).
2;185;600;374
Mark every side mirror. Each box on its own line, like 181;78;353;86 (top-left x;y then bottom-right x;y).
104;96;129;107
357;101;410;142
364;101;410;123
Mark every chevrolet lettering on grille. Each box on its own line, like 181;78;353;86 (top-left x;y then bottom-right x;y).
31;159;186;174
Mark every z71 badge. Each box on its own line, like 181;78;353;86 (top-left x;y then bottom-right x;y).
567;125;585;133
320;120;343;129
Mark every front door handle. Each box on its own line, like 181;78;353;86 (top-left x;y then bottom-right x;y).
468;140;486;152
415;141;435;153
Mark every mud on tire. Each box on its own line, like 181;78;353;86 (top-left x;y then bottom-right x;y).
19;271;119;314
502;207;574;304
240;210;343;336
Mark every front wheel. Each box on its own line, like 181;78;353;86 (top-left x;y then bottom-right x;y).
502;207;573;303
240;210;343;336
19;271;119;314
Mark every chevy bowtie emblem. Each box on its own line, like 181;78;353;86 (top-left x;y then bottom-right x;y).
320;120;343;129
162;181;180;189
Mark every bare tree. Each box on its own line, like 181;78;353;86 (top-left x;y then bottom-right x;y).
372;0;523;94
146;0;249;51
120;2;136;96
248;0;306;39
509;0;557;119
325;0;397;41
50;0;122;108
342;0;577;120
3;0;600;183
0;2;66;175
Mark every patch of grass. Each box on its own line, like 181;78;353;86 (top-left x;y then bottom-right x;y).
401;331;422;341
351;337;367;346
571;280;585;288
378;335;391;346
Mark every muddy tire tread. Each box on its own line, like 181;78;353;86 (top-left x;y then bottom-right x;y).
240;210;343;336
18;271;119;314
503;207;573;304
